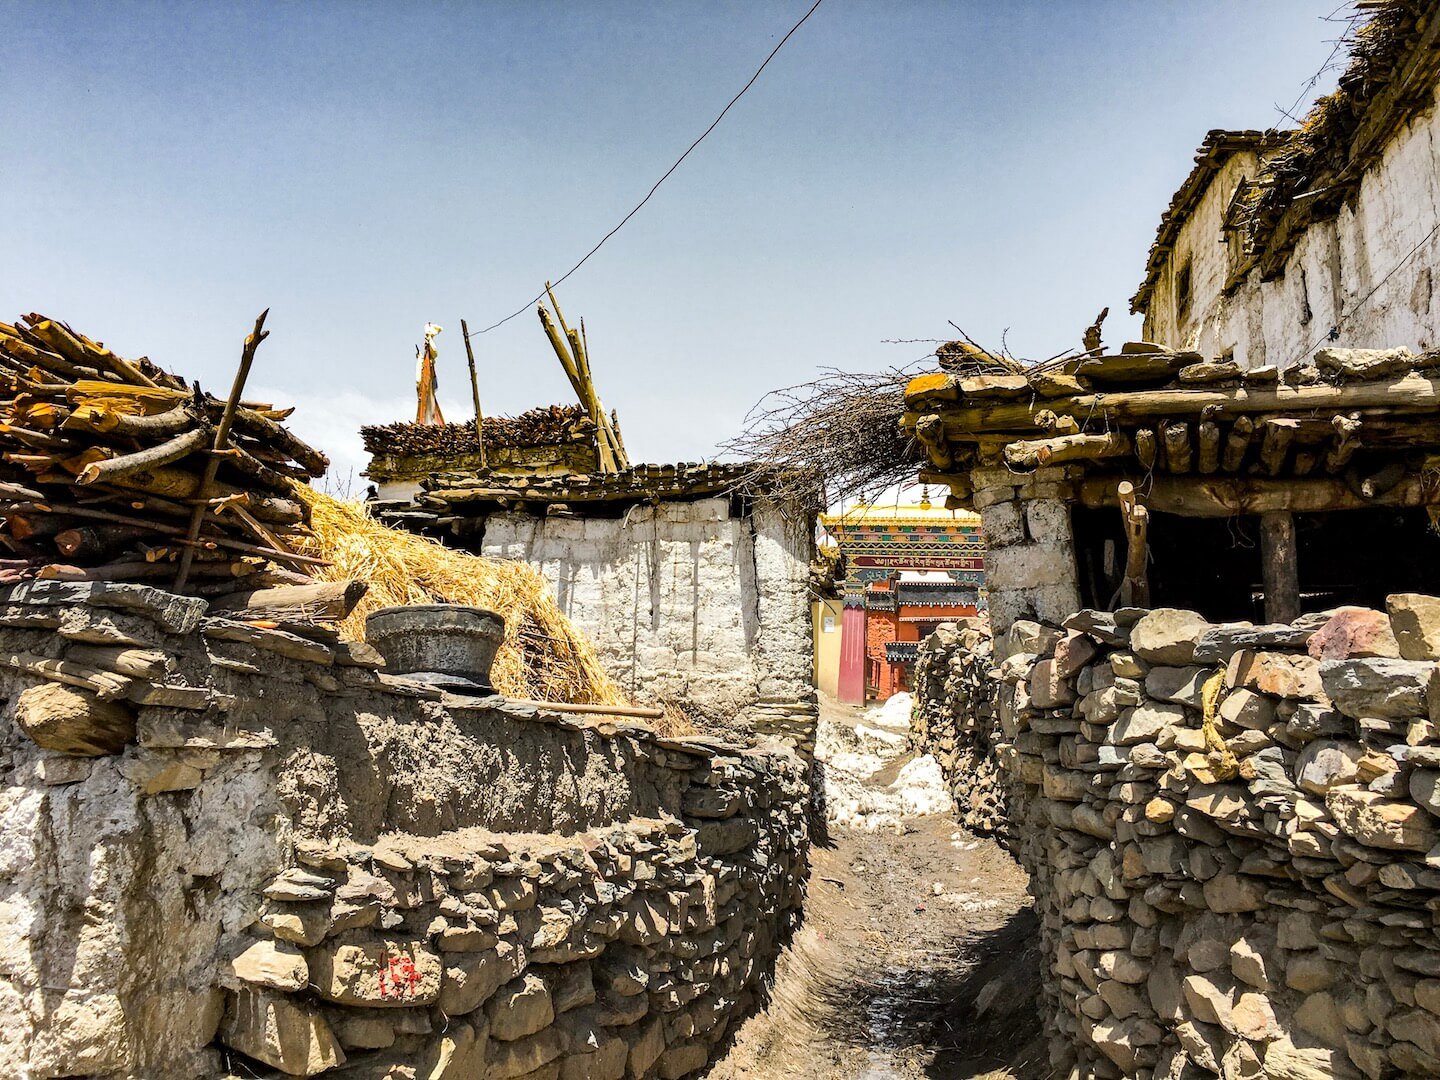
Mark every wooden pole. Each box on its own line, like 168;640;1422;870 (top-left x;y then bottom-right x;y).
1260;510;1300;623
173;310;267;592
460;319;486;469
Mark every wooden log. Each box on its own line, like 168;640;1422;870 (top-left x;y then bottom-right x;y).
1077;474;1440;517
907;371;1440;435
1293;449;1320;476
65;644;172;680
39;559;253;582
1222;416;1255;473
502;697;665;720
460;319;487;469
1197;420;1221;474
1260;511;1300;623
914;415;953;469
1117;481;1150;608
54;524;153;559
225;406;328;477
1161;422;1192;474
1003;432;1131;469
1135;429;1157;471
1259;419;1299;476
77;426;211;485
14;681;136;756
208;580;367;622
26;319;158;387
1326;415;1362;473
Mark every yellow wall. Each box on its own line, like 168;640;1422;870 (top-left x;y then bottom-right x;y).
812;598;843;699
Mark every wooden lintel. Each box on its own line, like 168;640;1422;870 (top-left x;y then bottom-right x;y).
1077;474;1440;518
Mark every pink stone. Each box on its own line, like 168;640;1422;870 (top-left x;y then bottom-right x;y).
1307;607;1400;661
1052;631;1099;678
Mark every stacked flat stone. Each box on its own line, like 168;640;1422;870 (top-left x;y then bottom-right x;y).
990;599;1440;1079
0;581;810;1079
912;620;1008;839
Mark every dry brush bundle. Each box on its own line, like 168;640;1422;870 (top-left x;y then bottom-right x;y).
292;486;626;707
722;360;933;506
0;312;328;590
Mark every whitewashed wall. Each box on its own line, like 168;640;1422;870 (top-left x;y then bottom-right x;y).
481;497;816;729
1145;81;1440;366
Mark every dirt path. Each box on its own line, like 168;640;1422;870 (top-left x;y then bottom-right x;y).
707;701;1048;1080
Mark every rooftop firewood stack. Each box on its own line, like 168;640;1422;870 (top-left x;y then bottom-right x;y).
0;312;334;595
904;342;1440;517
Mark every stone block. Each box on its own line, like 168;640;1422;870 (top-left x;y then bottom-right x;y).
1388;593;1440;661
310;939;442;1007
1327;788;1439;851
230;939;308;992
488;972;554;1041
219;987;345;1077
1227;651;1323;700
985;542;1075;591
1295;739;1365;795
1129;608;1212;665
1320;658;1438;719
1307;607;1400;660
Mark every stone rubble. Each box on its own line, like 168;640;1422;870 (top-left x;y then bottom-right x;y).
915;598;1440;1079
0;581;809;1079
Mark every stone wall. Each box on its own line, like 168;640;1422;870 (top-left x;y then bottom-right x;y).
480;497;816;751
0;581;809;1079
970;464;1082;634
911;619;1009;839
991;600;1440;1079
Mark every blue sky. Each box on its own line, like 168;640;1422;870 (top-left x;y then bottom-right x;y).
4;1;1350;487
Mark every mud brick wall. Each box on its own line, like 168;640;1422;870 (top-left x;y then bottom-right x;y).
994;600;1440;1079
911;619;1009;840
0;581;809;1079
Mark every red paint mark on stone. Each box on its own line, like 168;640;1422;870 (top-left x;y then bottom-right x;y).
378;954;422;999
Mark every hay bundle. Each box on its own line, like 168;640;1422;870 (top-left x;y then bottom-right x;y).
293;486;623;706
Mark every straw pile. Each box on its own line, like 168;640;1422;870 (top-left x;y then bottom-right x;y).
293;486;624;706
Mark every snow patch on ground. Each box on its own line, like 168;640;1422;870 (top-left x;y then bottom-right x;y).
816;695;952;831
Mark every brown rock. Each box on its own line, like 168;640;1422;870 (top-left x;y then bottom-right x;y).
1029;658;1076;709
220;987;345;1076
230;939;308;992
1326;788;1440;851
1227;651;1323;700
14;682;136;757
487;972;553;1041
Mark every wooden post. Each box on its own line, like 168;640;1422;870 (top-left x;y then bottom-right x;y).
1118;480;1150;608
173;310;267;592
460;319;486;469
1260;510;1300;623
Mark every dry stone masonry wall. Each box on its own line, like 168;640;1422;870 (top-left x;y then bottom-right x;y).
0;581;808;1079
910;620;1009;840
988;599;1440;1079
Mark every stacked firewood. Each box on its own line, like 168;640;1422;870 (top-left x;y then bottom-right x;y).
0;313;330;593
361;404;595;458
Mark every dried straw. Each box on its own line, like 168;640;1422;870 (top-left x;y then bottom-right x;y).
292;486;625;707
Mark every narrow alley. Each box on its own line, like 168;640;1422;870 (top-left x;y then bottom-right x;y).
709;698;1046;1080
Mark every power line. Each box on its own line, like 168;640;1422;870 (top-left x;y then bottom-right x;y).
470;0;826;337
1290;216;1440;367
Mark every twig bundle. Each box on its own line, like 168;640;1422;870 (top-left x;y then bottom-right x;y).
722;361;932;506
0;313;328;589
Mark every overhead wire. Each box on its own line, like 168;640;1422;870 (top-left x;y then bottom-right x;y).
469;0;826;337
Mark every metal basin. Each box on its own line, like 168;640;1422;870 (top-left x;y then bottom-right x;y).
364;604;506;687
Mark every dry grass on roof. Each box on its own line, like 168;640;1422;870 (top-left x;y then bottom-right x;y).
292;486;626;709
